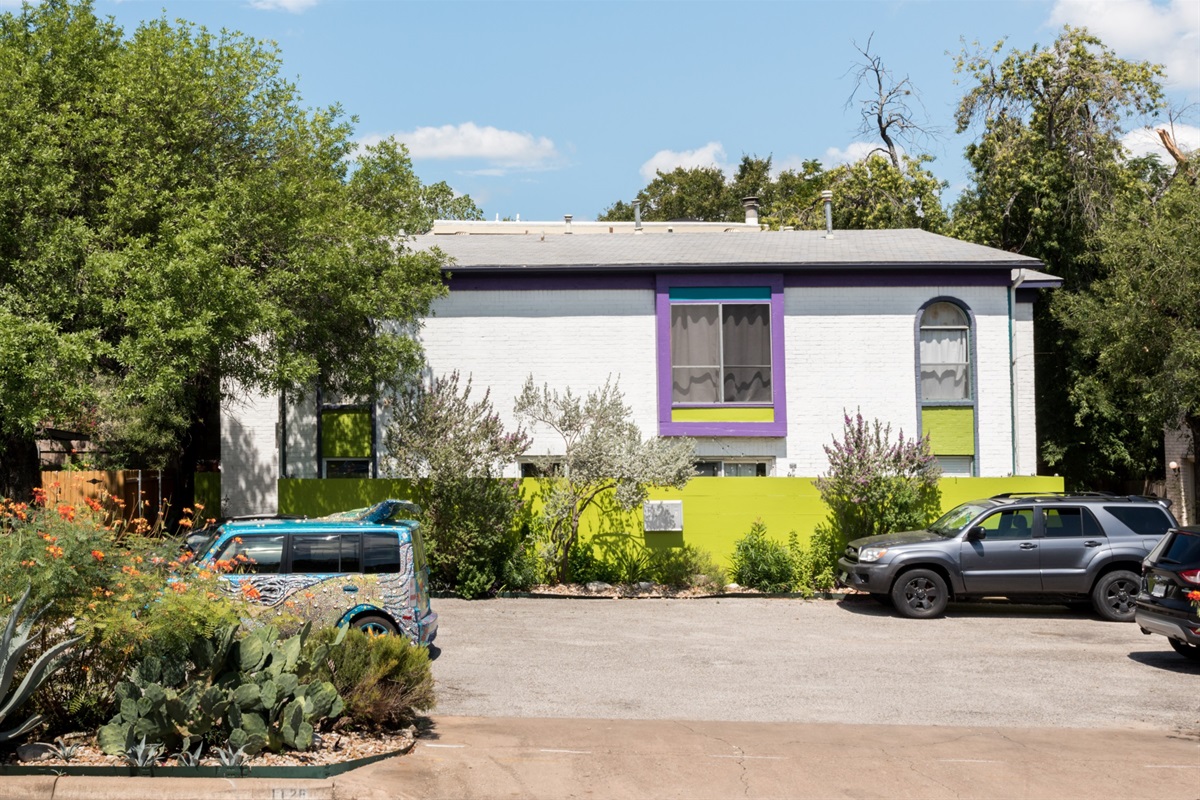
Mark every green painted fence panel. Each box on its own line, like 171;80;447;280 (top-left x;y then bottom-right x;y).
278;474;1063;568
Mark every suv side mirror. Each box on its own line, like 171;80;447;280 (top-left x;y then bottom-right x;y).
967;526;987;541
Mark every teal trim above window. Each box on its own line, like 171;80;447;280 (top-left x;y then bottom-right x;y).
669;286;770;301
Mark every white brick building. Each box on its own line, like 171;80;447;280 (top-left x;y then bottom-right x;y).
221;219;1059;516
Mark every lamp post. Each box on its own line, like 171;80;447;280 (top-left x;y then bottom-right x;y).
1170;460;1188;525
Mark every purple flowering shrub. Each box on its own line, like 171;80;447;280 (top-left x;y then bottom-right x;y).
814;409;942;546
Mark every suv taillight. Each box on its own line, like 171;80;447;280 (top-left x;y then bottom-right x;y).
1181;569;1200;585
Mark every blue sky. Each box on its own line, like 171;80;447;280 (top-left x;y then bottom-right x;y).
31;0;1200;220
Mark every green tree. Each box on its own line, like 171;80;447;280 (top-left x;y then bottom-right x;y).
798;154;948;232
513;376;696;584
1058;179;1200;466
950;26;1166;484
0;1;473;498
598;164;740;222
383;372;532;597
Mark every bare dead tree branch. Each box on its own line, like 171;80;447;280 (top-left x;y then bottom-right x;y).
845;33;941;171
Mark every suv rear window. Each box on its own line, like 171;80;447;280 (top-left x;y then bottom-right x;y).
1102;505;1172;536
1161;530;1200;564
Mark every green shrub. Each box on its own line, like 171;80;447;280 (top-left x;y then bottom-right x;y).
649;544;725;589
383;372;532;599
0;496;241;736
731;521;795;593
565;540;621;585
306;627;435;730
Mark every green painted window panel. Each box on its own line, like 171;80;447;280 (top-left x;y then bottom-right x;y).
669;286;770;301
922;407;975;455
322;410;372;459
672;407;774;423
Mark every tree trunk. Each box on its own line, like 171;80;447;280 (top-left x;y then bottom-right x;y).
0;433;40;501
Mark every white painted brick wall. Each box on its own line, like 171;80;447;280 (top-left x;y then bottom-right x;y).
420;289;659;477
225;281;1042;513
783;285;1022;477
220;385;279;516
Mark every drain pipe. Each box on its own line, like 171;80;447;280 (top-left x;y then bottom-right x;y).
633;200;643;234
1009;269;1027;475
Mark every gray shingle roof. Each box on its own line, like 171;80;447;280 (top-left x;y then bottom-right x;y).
410;228;1045;272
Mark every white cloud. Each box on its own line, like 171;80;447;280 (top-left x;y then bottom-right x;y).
248;0;319;11
823;141;885;165
1121;123;1200;160
387;123;559;174
638;142;730;180
1049;0;1200;89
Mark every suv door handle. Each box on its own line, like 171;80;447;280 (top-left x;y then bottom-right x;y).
1083;540;1103;547
1019;543;1038;550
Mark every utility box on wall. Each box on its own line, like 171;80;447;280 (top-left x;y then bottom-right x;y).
644;500;683;532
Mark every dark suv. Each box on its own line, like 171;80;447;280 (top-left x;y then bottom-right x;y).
837;493;1176;620
1135;526;1200;661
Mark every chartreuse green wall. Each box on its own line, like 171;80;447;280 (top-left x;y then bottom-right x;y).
321;410;372;458
277;474;1063;568
921;407;975;455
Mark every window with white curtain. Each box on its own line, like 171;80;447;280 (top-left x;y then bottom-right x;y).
671;303;771;403
919;302;970;400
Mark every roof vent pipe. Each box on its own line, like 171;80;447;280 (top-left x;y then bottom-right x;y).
633;200;643;234
742;197;760;226
821;190;834;238
563;213;573;234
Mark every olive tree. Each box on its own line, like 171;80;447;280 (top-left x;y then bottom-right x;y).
514;377;696;584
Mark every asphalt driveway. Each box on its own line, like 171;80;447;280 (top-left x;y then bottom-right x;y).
428;595;1199;734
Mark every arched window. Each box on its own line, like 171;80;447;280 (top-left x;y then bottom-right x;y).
919;302;971;400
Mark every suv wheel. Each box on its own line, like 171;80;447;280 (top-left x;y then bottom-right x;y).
1090;570;1139;622
891;569;948;619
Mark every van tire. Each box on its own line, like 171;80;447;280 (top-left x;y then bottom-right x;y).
353;613;398;636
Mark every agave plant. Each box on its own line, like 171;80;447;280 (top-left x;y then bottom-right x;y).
0;585;82;743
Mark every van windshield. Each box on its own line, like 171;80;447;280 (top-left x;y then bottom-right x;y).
929;503;989;537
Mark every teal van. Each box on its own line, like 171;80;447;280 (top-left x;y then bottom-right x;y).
190;500;437;645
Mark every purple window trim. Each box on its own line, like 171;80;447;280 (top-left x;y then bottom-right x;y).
656;273;787;438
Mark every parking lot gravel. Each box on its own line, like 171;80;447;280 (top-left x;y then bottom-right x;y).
429;596;1200;734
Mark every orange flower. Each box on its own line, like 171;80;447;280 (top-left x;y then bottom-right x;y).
194;502;205;510
56;504;75;522
171;582;188;593
1187;590;1200;602
45;545;64;558
178;518;193;529
240;583;262;601
39;532;57;543
31;487;48;507
233;537;243;544
91;550;105;561
84;497;103;512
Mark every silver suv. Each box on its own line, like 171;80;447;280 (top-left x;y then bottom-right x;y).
837;493;1176;620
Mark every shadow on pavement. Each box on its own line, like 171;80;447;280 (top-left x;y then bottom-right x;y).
837;596;1091;621
1126;649;1200;674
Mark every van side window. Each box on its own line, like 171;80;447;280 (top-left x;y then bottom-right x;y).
363;532;400;573
215;535;285;574
340;534;362;573
291;535;343;573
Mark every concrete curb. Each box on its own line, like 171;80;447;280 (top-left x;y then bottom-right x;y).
1;776;336;799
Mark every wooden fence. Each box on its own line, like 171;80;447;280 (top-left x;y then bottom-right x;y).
40;470;175;527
